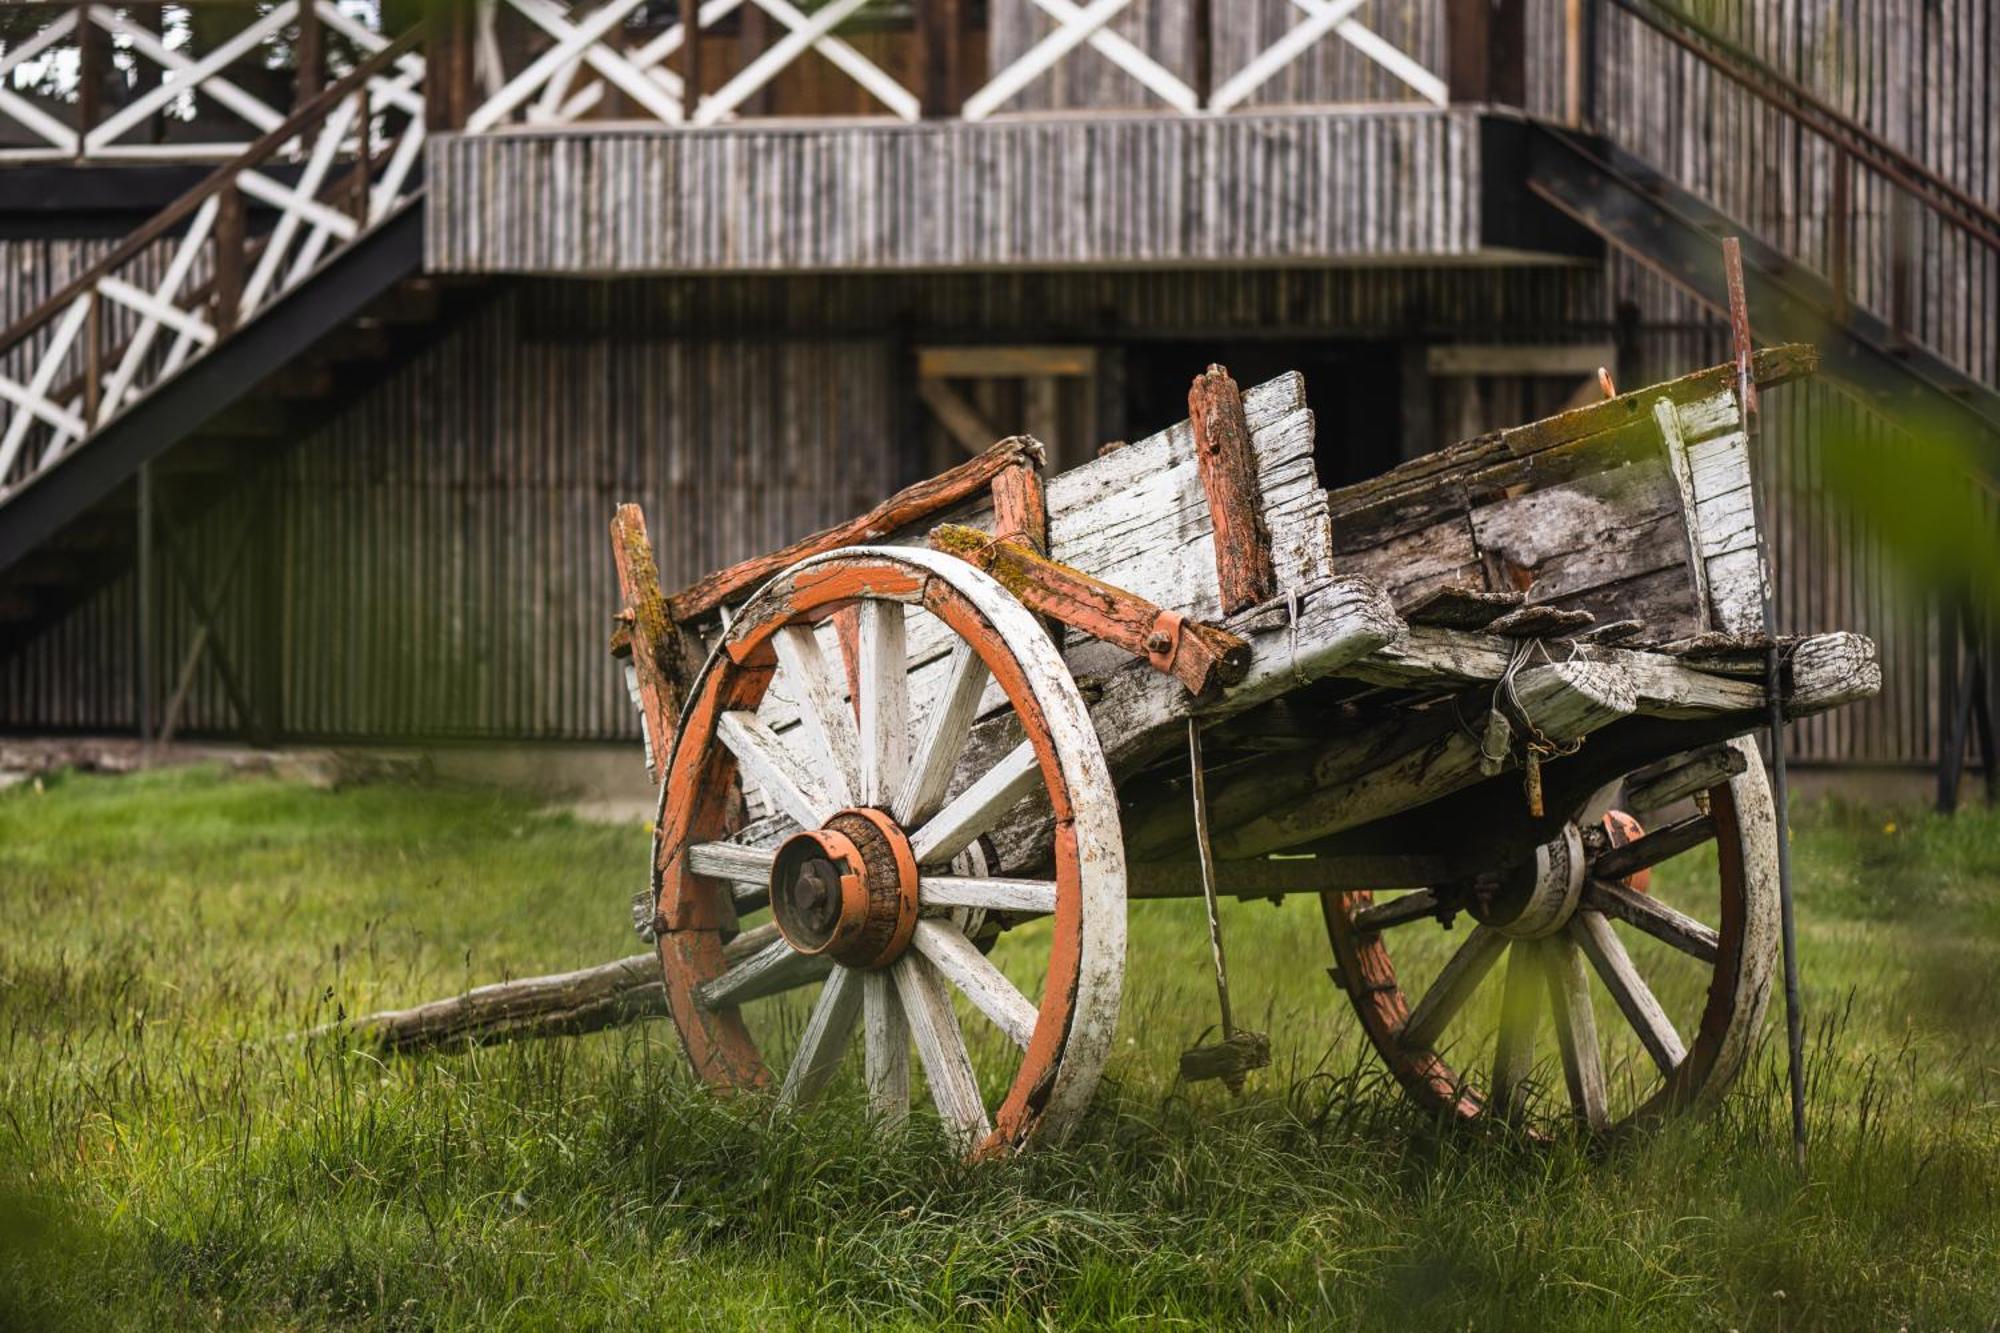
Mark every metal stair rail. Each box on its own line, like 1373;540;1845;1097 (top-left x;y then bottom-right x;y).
0;27;426;507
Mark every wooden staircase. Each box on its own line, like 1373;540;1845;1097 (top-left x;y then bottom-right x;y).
0;30;431;679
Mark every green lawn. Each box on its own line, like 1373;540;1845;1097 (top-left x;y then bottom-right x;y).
2;763;1997;1329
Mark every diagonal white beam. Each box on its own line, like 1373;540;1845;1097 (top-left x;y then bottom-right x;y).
1025;0;1198;115
699;0;917;126
964;0;1131;122
90;4;296;150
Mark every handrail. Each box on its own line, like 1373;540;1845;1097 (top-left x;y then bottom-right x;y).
1607;0;2000;255
0;26;424;364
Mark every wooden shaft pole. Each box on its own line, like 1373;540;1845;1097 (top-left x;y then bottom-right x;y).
682;0;704;123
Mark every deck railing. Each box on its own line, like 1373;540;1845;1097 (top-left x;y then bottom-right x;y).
2;1;1457;163
0;27;424;497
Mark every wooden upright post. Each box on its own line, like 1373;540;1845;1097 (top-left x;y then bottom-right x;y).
296;0;324;109
1189;0;1213;110
214;185;245;337
681;0;705;123
76;2;105;160
1188;366;1276;615
1448;0;1525;106
917;0;966;117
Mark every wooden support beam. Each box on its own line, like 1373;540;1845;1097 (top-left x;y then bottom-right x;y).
610;504;692;782
296;0;324;110
990;460;1048;551
667;436;1045;622
682;0;705;123
76;3;104;159
929;524;1250;696
917;0;966;117
1188;365;1275;615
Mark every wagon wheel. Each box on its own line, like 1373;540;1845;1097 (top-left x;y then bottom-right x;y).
649;546;1125;1155
1321;737;1779;1135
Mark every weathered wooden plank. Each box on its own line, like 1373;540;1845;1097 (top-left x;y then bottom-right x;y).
1188;363;1276;614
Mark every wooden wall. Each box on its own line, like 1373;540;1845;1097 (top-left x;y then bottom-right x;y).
425;111;1487;273
0;264;1607;743
1558;0;2000;770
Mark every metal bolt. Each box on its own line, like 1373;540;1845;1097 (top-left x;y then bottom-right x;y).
1146;630;1172;655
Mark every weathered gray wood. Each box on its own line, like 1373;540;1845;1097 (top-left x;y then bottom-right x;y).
893;953;990;1143
324;953;667;1052
1544;933;1609;1130
779;965;863;1106
862;968;910;1125
1210;658;1637;860
1622;743;1749;813
912;918;1038;1048
1582;879;1721;965
1569;909;1686;1076
1400;923;1507;1049
1490;940;1542;1121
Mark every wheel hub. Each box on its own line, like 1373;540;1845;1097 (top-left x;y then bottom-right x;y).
769;807;920;968
1470;823;1586;939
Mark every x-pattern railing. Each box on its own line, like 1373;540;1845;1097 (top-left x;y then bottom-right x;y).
462;0;1444;133
0;1;400;162
0;28;425;498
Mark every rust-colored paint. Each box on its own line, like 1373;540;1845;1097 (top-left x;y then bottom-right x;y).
1187;365;1276;615
928;524;1250;696
838;805;921;969
665;436;1044;622
991;459;1049;552
1601;810;1652;893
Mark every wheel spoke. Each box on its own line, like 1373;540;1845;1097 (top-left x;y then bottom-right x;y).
1490;941;1542;1120
1569;910;1687;1075
1351;888;1438;932
779;966;863;1106
771;624;860;807
696;935;831;1009
1543;934;1609;1131
716;709;836;830
1592;813;1716;882
685;841;776;884
912;919;1038;1048
856;600;912;807
893;641;991;826
919;875;1057;915
1400;924;1507;1049
892;954;992;1145
908;738;1040;866
1582;879;1720;965
862;969;910;1125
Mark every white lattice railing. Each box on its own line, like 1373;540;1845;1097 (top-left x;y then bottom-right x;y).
0;28;424;498
459;0;1445;134
0;1;406;162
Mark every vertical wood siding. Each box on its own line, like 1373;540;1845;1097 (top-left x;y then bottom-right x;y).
424;112;1484;273
1;265;1606;742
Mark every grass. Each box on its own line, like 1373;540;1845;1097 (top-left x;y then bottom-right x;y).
1;762;1998;1329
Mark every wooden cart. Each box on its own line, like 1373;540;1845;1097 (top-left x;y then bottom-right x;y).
607;346;1878;1154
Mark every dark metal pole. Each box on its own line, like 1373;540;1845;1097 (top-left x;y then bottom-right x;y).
1723;237;1807;1167
136;461;154;745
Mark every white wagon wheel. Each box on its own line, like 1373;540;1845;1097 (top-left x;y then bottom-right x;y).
1321;737;1779;1135
648;546;1126;1155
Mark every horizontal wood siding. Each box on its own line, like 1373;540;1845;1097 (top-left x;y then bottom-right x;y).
425;111;1483;273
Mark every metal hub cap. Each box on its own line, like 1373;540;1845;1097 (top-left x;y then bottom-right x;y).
1475;823;1588;939
768;807;920;969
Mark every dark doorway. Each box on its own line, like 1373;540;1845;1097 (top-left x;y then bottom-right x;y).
1120;340;1403;489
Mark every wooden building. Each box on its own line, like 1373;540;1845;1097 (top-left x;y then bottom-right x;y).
0;0;1993;790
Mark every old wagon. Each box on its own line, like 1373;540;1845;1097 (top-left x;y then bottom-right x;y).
605;341;1878;1154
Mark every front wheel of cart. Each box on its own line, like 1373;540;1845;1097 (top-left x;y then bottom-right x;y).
648;546;1127;1155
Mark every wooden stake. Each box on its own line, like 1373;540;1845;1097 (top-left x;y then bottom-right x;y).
1188;365;1276;615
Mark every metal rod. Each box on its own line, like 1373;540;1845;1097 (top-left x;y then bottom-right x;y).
136;461;154;744
1724;237;1806;1167
1186;716;1234;1037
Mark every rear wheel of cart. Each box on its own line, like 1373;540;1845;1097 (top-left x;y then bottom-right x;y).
648;546;1126;1155
1321;737;1779;1136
